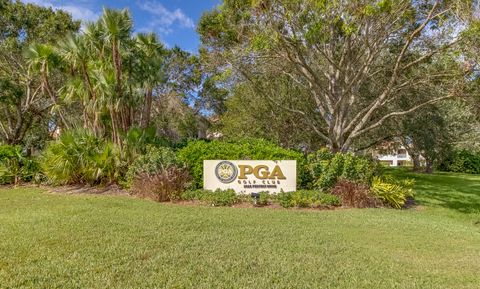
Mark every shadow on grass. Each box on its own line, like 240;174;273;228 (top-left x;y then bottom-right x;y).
386;168;480;214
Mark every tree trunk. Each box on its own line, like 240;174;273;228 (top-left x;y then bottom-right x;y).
110;107;121;148
412;154;421;172
425;158;434;174
141;88;153;128
42;72;69;130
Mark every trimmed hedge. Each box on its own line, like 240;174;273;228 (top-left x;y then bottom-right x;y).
177;139;307;188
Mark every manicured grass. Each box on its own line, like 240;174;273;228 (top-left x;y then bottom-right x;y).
1;170;480;288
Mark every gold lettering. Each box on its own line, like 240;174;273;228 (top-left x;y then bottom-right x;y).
238;165;253;179
269;165;286;180
238;164;287;180
253;165;269;179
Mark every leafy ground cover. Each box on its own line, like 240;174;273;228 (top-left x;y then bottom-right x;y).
1;169;479;289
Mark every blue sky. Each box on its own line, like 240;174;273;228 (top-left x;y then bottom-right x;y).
22;0;222;52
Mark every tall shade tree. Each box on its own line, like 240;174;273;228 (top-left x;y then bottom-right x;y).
0;0;79;144
198;0;474;152
219;74;326;151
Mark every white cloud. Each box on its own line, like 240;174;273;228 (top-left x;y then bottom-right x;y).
137;1;194;35
21;0;100;23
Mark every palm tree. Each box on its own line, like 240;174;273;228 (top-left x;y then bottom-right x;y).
24;43;70;130
57;33;102;134
100;8;133;134
135;32;167;128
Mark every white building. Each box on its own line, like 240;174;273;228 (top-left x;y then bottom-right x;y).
375;147;411;167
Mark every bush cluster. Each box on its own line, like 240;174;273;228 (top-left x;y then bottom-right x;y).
307;148;379;190
276;190;341;208
438;149;480;174
331;180;382;208
9;131;415;210
177;138;307;188
131;167;190;202
371;176;414;209
41;130;119;185
124;145;182;188
0;145;41;185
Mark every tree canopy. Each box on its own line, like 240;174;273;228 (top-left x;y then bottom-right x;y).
198;0;476;152
0;0;479;173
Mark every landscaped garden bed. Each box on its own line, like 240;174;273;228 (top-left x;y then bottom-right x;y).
1;137;416;211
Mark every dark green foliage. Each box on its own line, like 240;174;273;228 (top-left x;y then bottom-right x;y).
439;150;480;174
219;76;325;152
124;145;181;188
0;0;79;145
177;139;307;188
0;145;18;161
41;130;119;185
0;145;40;184
0;0;80;44
276;190;341;208
123;127;173;159
181;189;240;206
307;148;379;190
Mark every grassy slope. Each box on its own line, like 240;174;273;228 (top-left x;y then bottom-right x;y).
1;170;480;289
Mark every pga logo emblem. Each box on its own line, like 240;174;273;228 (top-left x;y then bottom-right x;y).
215;161;238;184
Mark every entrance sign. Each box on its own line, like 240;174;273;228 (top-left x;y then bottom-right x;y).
204;160;296;194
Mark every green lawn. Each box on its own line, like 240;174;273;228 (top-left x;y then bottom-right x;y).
1;170;480;289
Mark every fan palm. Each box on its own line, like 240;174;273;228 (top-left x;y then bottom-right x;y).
24;43;70;130
99;8;133;141
135;32;167;128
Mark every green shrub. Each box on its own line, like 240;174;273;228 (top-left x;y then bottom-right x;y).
0;145;41;185
122;127;173;162
124;145;181;188
307;148;379;190
41;130;119;185
276;191;294;208
439;150;480;174
371;176;414;209
0;145;18;161
276;190;341;208
319;193;342;207
177;138;307;188
181;189;240;206
251;191;271;206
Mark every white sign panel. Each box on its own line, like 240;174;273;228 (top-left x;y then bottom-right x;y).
203;160;296;194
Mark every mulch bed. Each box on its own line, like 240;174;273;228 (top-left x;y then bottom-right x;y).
2;184;419;211
47;184;129;196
